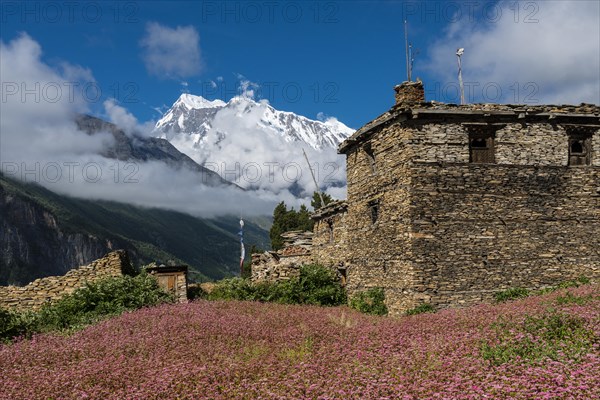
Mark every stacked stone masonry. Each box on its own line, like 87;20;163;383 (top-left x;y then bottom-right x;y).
330;81;600;315
0;250;133;311
253;82;599;316
251;231;313;282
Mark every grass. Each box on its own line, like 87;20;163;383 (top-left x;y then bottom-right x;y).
481;310;597;366
406;303;436;315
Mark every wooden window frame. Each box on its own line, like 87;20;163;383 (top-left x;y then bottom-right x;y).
468;131;496;164
568;133;592;166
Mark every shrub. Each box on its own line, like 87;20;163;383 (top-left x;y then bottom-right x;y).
208;277;255;301
35;272;173;332
0;308;35;342
186;284;206;300
208;264;346;307
294;264;347;306
0;273;173;341
405;303;435;316
494;287;529;303
349;288;388;315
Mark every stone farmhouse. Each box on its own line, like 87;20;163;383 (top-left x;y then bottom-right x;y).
256;81;600;316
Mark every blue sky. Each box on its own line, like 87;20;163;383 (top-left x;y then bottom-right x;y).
1;1;599;130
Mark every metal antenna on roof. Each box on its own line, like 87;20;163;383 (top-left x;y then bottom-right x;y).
410;45;419;79
404;20;411;82
456;48;465;105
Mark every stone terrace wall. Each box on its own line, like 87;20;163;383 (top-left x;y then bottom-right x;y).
0;250;132;311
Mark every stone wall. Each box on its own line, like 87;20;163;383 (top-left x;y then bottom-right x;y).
409;162;600;309
339;95;600;315
311;201;350;271
0;250;133;311
342;123;419;315
394;81;425;105
409;122;600;167
251;231;313;282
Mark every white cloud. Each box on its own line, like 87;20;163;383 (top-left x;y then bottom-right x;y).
423;1;600;105
167;95;348;203
0;34;285;218
234;74;259;99
0;33;108;160
140;22;202;79
103;99;156;137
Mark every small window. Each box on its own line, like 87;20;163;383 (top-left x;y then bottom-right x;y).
327;219;334;243
469;132;495;164
338;266;347;286
568;135;591;166
364;143;376;173
368;200;379;225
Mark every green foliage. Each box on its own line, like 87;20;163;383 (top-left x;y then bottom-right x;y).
269;202;315;250
209;264;346;307
208;278;256;301
557;276;591;289
0;273;173;342
294;264;347;306
349;288;388;315
311;191;334;211
0;174;269;285
0;308;36;343
186;284;206;301
503;277;592;299
494;287;530;303
555;292;593;306
405;303;435;316
36;273;173;332
481;311;596;365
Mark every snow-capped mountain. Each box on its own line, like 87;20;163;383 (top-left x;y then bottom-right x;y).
153;93;353;196
155;93;354;150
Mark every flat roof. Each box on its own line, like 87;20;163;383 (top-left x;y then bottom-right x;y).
339;102;600;153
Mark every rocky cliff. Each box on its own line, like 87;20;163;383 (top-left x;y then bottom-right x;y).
0;174;269;286
0;181;118;285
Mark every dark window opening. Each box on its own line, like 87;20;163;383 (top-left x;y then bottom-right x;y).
568;134;592;166
471;138;487;148
364;143;376;173
570;140;584;154
469;132;495;164
368;200;379;225
327;219;334;243
337;266;347;286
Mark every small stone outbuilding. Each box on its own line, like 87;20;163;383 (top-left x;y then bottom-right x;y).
146;264;188;303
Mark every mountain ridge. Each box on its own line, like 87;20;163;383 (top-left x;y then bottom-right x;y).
154;93;355;151
0;173;269;286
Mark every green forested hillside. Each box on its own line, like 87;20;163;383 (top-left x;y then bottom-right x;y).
0;175;269;285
